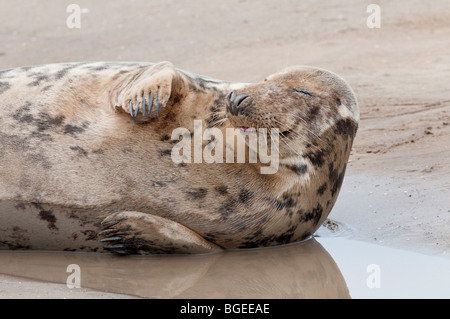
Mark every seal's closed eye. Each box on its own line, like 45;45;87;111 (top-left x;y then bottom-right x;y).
292;88;315;98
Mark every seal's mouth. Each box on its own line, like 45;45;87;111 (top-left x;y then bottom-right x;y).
240;126;256;133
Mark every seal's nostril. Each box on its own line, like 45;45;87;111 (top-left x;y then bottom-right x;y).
227;90;238;105
235;94;250;108
226;91;251;116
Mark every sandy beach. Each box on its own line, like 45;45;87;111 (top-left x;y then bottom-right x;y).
0;0;449;298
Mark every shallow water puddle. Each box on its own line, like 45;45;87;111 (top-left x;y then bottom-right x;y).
316;237;450;298
0;236;448;298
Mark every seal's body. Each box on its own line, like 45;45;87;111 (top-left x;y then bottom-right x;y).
0;62;358;254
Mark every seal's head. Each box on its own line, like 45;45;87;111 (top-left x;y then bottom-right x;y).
225;66;359;160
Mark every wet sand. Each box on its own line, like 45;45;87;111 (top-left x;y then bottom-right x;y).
0;0;449;298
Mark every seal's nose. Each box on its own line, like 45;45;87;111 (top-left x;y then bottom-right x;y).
226;90;251;116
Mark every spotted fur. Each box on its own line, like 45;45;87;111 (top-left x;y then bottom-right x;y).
0;62;358;254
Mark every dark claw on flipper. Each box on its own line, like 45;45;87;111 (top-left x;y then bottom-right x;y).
156;88;161;113
98;228;118;236
134;101;140;117
100;236;122;243
99;215;136;255
148;92;154;114
129;101;133;116
100;220;120;229
142;95;146;116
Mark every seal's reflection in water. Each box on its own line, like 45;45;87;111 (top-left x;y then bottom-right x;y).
0;238;349;298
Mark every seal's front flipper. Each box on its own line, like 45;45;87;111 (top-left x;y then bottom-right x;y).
115;61;184;119
98;211;222;255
